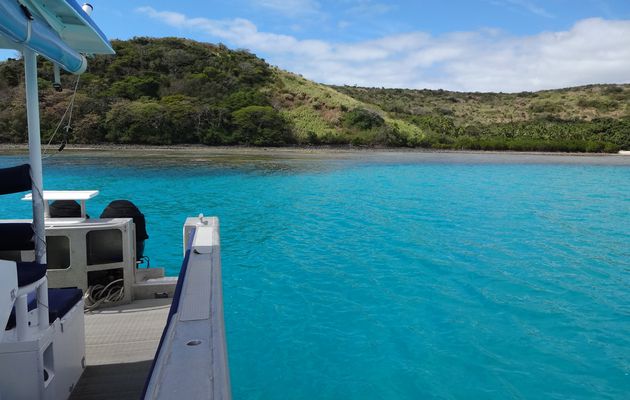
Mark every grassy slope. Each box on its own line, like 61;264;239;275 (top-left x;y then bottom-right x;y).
270;70;423;143
334;84;630;125
268;70;630;150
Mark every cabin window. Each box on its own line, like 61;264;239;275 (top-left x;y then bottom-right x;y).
46;236;71;269
86;229;123;265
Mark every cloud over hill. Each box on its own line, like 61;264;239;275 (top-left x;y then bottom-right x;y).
139;7;630;92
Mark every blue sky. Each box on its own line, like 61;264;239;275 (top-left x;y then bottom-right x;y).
4;0;630;91
92;0;630;38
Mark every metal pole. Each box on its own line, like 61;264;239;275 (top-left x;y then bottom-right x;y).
23;48;46;265
23;48;49;329
15;294;29;341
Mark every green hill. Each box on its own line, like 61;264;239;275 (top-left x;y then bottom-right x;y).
334;85;630;151
0;37;628;152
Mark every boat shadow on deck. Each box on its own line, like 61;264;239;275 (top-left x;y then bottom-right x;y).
69;360;152;400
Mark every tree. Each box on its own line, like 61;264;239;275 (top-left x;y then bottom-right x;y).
108;75;161;100
231;106;293;146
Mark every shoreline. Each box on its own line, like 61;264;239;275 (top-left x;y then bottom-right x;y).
0;143;626;156
1;143;629;165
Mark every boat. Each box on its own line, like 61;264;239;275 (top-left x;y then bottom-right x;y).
0;1;230;398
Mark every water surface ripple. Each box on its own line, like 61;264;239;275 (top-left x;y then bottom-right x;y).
0;152;628;399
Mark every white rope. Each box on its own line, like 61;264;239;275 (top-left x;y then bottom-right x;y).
43;75;80;159
29;77;82;257
84;279;125;311
65;76;80;128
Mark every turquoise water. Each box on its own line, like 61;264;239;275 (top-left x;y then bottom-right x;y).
1;152;629;399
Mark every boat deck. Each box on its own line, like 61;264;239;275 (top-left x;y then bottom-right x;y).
69;298;171;400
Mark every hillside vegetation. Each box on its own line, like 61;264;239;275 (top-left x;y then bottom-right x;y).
0;37;628;152
335;85;630;152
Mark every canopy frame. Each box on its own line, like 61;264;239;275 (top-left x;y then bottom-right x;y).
0;0;115;275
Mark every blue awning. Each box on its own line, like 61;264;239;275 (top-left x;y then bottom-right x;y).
0;0;114;74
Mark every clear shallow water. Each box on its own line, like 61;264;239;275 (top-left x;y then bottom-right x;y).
1;152;629;399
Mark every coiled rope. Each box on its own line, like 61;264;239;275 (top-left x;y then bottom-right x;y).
84;278;125;311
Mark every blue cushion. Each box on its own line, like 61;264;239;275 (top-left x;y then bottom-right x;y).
0;164;31;195
5;287;83;330
0;223;35;251
16;262;47;287
47;287;83;322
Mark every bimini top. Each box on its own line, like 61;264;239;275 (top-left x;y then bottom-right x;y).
0;0;114;74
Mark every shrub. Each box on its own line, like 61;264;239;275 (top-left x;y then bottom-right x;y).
231;106;293;146
529;101;563;113
342;108;384;130
577;98;619;112
372;125;407;146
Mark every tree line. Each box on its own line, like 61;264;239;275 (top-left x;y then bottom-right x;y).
0;37;628;152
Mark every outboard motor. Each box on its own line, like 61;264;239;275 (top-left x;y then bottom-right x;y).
49;200;84;218
100;200;148;262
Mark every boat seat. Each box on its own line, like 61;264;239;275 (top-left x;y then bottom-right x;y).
15;261;47;287
4;287;83;331
0;164;31;195
47;287;83;321
0;165;35;251
0;223;35;251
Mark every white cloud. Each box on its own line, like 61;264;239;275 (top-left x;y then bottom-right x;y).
503;0;554;18
346;0;394;16
337;20;351;29
137;7;630;92
253;0;321;17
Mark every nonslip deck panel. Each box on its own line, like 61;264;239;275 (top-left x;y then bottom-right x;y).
81;298;170;366
70;299;170;398
0;164;31;195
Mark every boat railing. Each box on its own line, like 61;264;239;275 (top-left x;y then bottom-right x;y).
143;216;231;399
